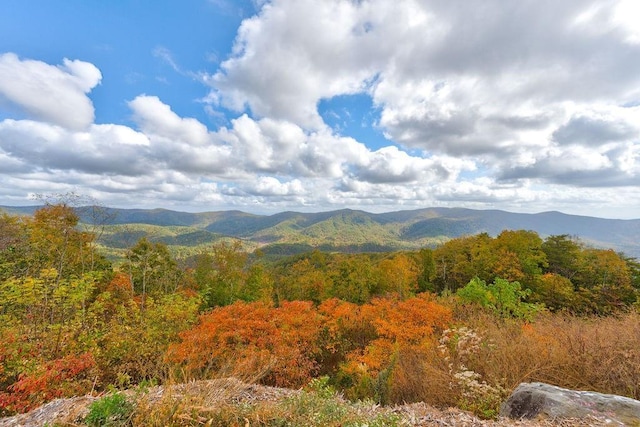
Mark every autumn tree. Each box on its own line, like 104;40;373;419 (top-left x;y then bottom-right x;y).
124;238;181;308
377;253;419;298
0;213;28;281
487;248;525;283
433;234;493;293
490;230;547;287
27;204;105;280
573;249;635;313
542;235;582;280
194;240;270;307
624;255;640;291
328;254;378;303
271;250;332;303
86;290;200;385
530;273;576;311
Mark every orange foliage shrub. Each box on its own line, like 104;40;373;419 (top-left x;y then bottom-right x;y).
349;294;451;375
323;294;452;403
318;298;374;362
168;294;454;403
168;301;323;388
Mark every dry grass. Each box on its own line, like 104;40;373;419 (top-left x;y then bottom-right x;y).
472;310;640;398
381;309;640;418
130;377;299;426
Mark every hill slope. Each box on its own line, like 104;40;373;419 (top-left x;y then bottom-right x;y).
2;206;639;257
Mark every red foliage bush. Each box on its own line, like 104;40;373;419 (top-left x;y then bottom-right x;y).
0;352;96;414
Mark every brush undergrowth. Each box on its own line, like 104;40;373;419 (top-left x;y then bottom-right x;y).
24;307;640;424
413;307;640;418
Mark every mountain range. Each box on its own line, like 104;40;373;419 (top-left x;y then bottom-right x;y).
2;206;639;258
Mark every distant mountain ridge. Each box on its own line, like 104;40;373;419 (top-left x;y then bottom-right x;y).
2;205;639;258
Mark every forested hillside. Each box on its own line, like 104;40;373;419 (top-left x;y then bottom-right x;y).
1;203;639;422
2;205;639;258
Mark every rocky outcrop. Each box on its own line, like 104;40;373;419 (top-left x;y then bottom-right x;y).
501;382;640;425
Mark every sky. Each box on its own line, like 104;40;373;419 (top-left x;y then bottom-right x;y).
0;0;639;218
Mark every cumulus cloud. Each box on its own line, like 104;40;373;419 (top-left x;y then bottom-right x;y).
0;119;150;175
2;90;477;212
552;106;640;147
206;0;640;165
350;146;460;184
219;113;371;178
0;53;101;130
241;176;305;197
130;95;210;145
209;0;379;128
500;143;640;187
498;105;640;187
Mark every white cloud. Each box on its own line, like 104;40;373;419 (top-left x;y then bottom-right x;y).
209;0;379;129
0;119;151;175
245;176;305;196
219;113;370;178
189;0;640;217
129;95;210;145
0;53;101;130
207;0;640;160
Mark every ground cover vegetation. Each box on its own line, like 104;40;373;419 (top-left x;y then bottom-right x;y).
1;203;639;421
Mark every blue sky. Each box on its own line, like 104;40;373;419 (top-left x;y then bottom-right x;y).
0;0;249;125
0;0;639;218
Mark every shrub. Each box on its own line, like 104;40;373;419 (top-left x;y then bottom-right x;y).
457;277;544;319
0;352;96;414
167;300;323;387
85;392;134;427
334;294;452;404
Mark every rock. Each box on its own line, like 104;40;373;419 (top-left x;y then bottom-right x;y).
500;382;640;425
0;396;97;427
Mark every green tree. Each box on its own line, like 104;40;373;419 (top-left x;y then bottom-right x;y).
195;240;260;307
125;238;181;309
542;235;582;280
414;248;436;293
456;276;492;307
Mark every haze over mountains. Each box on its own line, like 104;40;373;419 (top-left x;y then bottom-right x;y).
2;206;639;258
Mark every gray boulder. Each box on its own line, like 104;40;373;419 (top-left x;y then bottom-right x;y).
501;382;640;425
